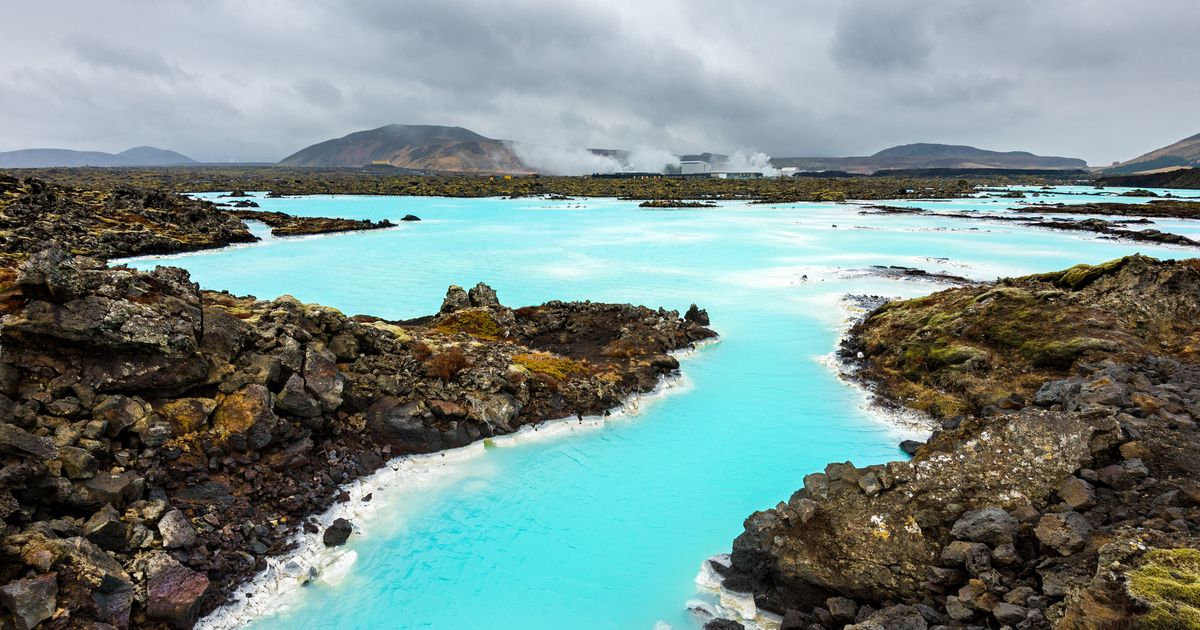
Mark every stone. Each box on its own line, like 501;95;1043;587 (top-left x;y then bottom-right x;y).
950;507;1018;545
303;346;344;412
845;605;928;630
82;471;145;509
941;541;991;568
212;384;277;450
945;595;974;621
992;602;1027;625
158;510;197;549
59;445;98;479
991;543;1021;566
826;596;859;622
84;504;127;551
274;373;321;417
156;398;215;435
899;440;923;456
467;282;500;307
93;395;144;437
0;423;58;459
400;214;421;222
858;472;883;496
1057;477;1096;511
146;554;210;628
703;620;745;630
439;285;470;313
0;573;57;630
1035;511;1091;555
366;397;436;453
684;304;711;326
323;518;352;547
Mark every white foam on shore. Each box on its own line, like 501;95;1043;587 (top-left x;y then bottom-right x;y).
816;296;936;439
691;555;783;630
197;340;716;630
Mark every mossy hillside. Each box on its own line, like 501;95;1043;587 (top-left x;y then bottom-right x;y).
435;309;505;339
850;255;1200;418
513;352;592;381
1127;548;1200;629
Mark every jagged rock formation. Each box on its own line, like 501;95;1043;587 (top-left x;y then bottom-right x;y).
0;176;256;267
0;248;714;628
712;257;1200;629
223;209;395;236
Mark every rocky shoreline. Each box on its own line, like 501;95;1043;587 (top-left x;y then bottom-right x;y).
0;178;717;629
223;209;396;237
705;256;1200;629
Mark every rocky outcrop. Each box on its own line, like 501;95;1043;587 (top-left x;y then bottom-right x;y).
0;247;715;628
714;258;1200;629
224;209;395;236
0;176;256;263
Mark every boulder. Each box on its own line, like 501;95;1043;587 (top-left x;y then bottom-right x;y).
684;303;710;326
0;573;57;630
155;398;215;435
1057;477;1096;511
303;346;344;412
992;602;1027;625
949;507;1018;545
0;424;58;459
81;471;145;509
729;409;1110;603
400;214;421;222
899;440;923;457
439;285;470;314
83;504;127;551
145;554;210;628
212;384;277;450
366;397;436;453
323;518;352;547
1034;511;1091;555
274;373;321;417
58;445;98;479
92;395;144;437
158;510;197;549
467;282;500;308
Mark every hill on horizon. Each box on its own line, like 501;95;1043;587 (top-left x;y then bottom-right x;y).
1104;132;1200;175
772;142;1088;174
0;146;197;168
279;124;531;173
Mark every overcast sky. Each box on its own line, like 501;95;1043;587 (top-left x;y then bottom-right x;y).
2;0;1197;164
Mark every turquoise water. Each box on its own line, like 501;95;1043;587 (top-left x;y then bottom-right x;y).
124;187;1198;629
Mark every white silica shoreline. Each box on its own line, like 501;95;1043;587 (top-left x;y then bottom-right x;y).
197;340;717;630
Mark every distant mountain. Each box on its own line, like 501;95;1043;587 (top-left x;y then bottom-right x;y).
1104;133;1200;175
773;143;1087;174
279;124;531;173
0;146;197;168
116;146;197;166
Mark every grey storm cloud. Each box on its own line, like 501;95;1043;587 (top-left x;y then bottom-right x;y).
0;0;1198;164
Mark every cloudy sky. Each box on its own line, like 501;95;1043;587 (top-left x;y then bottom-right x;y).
2;0;1197;164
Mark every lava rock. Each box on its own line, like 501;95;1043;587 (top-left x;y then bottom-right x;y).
212;384;278;450
949;507;1019;545
1034;511;1091;555
0;573;57;630
146;554;210;628
323;518;353;547
0;423;58;459
158;509;197;549
1057;477;1096;511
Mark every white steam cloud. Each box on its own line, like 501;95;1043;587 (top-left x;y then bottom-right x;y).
511;142;681;175
719;150;779;177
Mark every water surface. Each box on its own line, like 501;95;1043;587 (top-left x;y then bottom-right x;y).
125;186;1197;629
